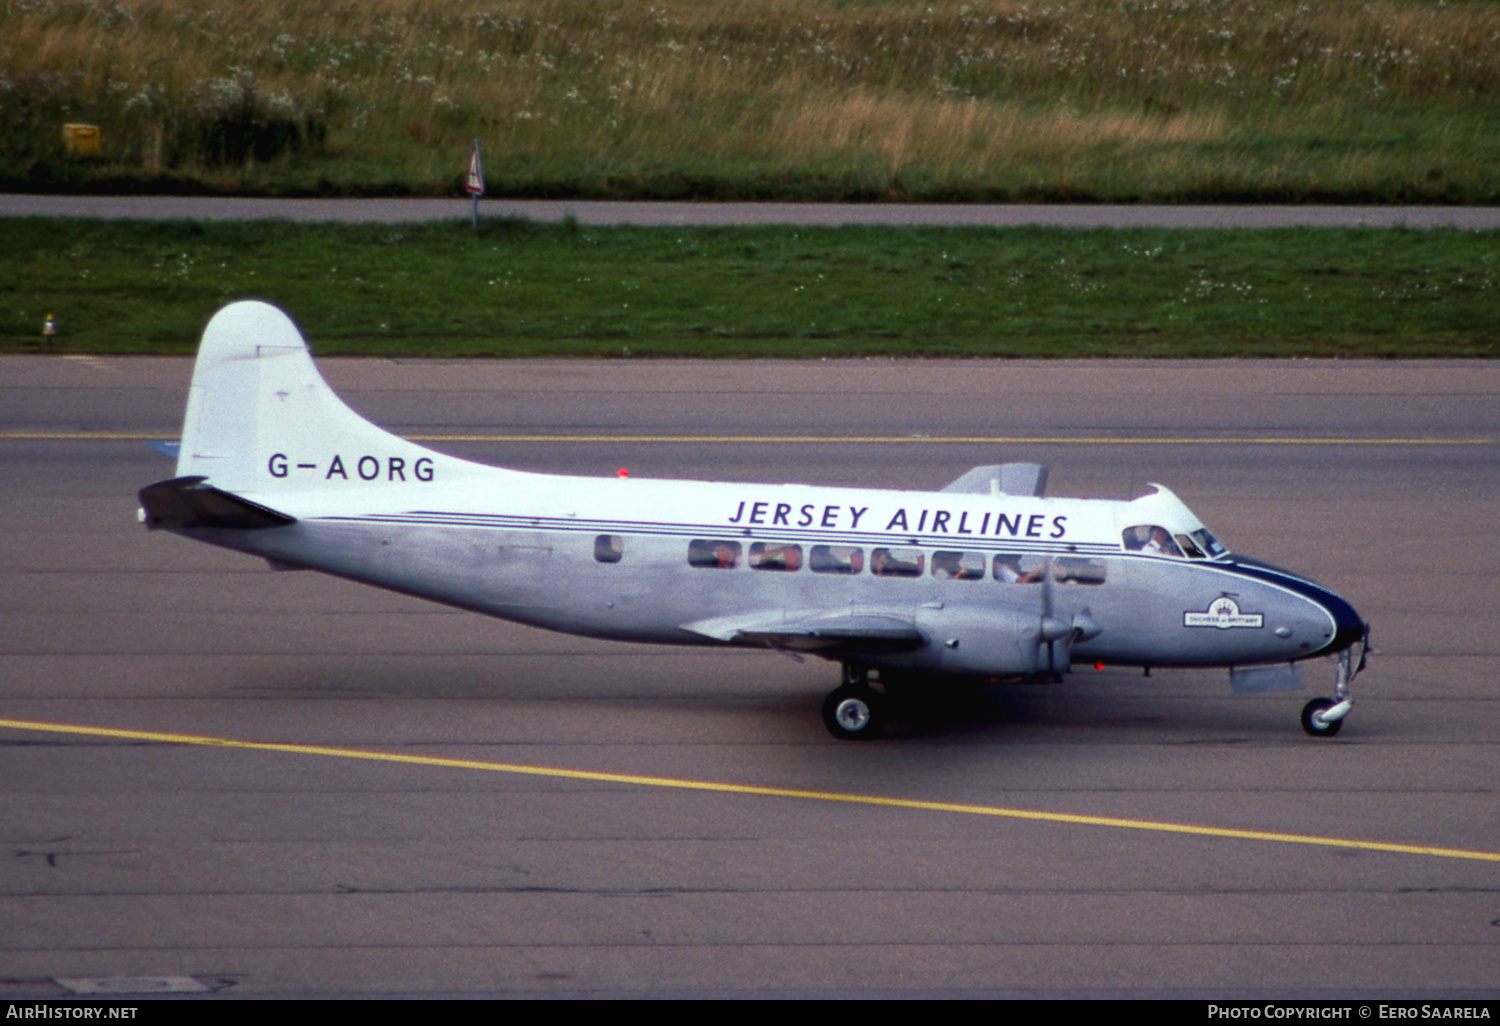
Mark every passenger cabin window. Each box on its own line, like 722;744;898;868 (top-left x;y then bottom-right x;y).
1054;556;1107;585
871;547;924;577
994;553;1107;584
688;539;742;569
994;553;1046;584
1122;525;1184;557
594;535;624;564
810;545;864;574
749;542;802;571
932;551;985;580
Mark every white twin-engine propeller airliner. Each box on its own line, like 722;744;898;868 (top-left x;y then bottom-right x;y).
140;301;1370;740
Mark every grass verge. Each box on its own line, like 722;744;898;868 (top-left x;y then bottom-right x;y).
2;0;1498;203
2;217;1496;358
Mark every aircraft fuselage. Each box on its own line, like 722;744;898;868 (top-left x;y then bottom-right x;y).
141;301;1369;738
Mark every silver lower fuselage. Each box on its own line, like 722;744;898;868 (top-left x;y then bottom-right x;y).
186;516;1362;679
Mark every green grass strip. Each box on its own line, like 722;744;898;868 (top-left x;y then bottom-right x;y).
3;218;1497;358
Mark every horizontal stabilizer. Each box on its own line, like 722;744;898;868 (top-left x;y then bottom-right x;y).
144;440;181;459
942;463;1048;497
683;610;926;654
139;476;296;532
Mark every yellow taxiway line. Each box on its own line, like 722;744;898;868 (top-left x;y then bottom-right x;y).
1;431;1494;446
2;717;1497;865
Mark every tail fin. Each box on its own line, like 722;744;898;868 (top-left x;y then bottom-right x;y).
176;300;467;496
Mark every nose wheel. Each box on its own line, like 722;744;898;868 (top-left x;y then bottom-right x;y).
1300;697;1345;737
823;666;888;740
1301;626;1369;737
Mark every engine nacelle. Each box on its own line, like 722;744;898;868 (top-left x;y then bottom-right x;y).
904;604;1073;677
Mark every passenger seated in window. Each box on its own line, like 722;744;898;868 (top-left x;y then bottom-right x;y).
871;548;923;577
751;543;802;571
932;553;964;579
994;554;1045;583
933;551;983;580
810;545;864;574
689;539;742;568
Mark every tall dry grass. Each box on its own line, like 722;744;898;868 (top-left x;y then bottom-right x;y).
2;0;1497;198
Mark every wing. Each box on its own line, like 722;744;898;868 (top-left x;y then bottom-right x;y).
682;609;926;655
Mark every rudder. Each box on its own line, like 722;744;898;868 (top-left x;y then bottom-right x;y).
176;301;459;496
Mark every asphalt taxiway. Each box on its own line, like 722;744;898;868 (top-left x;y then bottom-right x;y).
1;356;1498;998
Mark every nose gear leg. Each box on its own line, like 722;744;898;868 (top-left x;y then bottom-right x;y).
1301;624;1370;737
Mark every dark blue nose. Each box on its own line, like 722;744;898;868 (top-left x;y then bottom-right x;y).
1224;555;1366;657
1303;581;1366;656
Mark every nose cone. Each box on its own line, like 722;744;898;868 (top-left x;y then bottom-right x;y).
1226;555;1367;657
1304;581;1366;656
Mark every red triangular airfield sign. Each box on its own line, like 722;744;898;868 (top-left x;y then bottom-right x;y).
465;140;484;196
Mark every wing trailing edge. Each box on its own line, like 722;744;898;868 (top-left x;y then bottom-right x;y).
682;610;926;654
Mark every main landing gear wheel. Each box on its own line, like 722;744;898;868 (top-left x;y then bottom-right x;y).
823;682;888;741
1300;697;1343;738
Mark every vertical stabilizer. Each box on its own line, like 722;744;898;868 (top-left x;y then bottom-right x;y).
176;300;460;496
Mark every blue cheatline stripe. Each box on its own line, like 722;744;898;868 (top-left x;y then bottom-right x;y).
316;512;1122;556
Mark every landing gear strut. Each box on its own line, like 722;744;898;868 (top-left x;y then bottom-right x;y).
823;664;888;740
1301;626;1370;738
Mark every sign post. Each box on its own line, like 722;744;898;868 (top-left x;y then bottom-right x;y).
464;139;485;227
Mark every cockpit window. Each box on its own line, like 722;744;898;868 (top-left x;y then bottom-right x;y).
1191;528;1227;558
1176;533;1207;559
1122;525;1184;557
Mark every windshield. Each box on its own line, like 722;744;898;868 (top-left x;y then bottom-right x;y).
1189;528;1227;558
1124;524;1228;559
1118;486;1230;560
